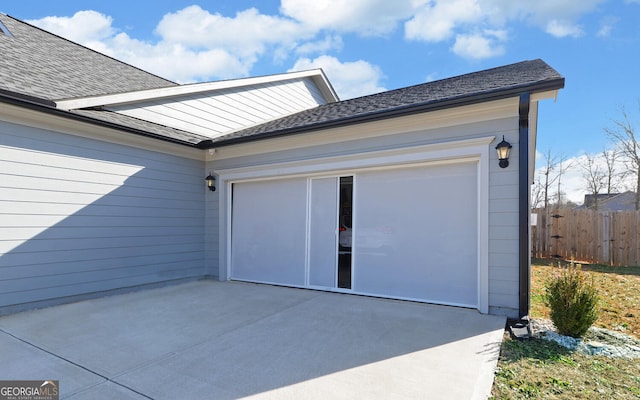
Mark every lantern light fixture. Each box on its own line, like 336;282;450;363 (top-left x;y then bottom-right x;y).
495;136;512;168
205;173;216;191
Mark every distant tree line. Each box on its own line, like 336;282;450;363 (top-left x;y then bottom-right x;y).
533;101;640;211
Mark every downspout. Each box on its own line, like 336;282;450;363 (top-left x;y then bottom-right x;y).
518;92;531;319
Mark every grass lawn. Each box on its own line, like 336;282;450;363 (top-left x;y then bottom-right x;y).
491;260;640;399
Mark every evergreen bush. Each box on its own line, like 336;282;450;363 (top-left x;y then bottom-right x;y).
544;262;599;338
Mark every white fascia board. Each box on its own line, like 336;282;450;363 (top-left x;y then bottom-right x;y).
310;68;340;102
529;89;559;180
529;100;539;182
531;89;560;102
55;69;339;111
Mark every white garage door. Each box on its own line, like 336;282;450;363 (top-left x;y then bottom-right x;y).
229;161;478;308
230;178;308;286
353;162;478;307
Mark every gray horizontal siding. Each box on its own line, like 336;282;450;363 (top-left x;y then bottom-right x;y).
489;293;519;310
2;250;202;281
1;187;200;209
204;183;220;278
0;269;203;307
487;128;519;315
0;121;206;311
2;258;203;292
1;242;203;269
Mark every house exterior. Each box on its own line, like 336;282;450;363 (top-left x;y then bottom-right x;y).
581;192;637;211
0;14;564;318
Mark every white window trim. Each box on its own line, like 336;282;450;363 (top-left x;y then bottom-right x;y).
216;135;493;313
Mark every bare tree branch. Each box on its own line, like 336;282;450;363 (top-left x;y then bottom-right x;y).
555;153;574;208
539;148;559;209
534;148;575;209
602;148;621;194
605;104;640;210
579;152;606;209
531;176;545;209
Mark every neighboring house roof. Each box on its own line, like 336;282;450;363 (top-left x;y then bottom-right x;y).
0;14;176;101
582;193;621;209
210;59;564;147
580;192;637;211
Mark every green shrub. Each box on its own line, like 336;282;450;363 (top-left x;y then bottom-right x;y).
544;262;599;338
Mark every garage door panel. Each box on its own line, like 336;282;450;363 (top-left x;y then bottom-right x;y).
353;162;478;306
229;160;480;308
231;178;307;285
309;178;339;287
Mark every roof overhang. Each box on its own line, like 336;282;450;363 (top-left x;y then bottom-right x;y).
204;97;522;162
205;76;565;149
55;69;339;111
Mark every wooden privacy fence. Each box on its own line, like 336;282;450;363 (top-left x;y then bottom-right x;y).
531;208;640;267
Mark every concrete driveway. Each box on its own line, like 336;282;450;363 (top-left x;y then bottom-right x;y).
0;281;505;399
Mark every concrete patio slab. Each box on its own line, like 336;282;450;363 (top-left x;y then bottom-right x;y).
67;381;150;400
1;330;104;394
0;281;505;399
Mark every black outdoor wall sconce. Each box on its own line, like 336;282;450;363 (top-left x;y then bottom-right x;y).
205;173;216;191
495;136;512;168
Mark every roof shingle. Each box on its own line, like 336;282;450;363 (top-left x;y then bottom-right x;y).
210;59;564;146
0;14;176;101
72;109;212;146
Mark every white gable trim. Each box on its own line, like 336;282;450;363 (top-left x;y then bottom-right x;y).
103;76;333;140
55;69;338;111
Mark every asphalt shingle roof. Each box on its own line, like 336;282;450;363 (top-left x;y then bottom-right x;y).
72;109;212;146
210;59;564;147
0;14;209;146
0;14;176;101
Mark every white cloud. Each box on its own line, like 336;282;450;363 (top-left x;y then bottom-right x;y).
107;33;249;82
295;35;344;55
451;30;506;59
25;1;611;84
424;73;439;82
26;10;115;42
405;0;483;42
280;0;416;36
545;20;584;38
482;0;605;27
155;6;308;58
289;55;386;100
597;16;618;38
405;0;605;44
26;6;310;83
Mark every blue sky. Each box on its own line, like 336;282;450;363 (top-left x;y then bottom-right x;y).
2;1;639;202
